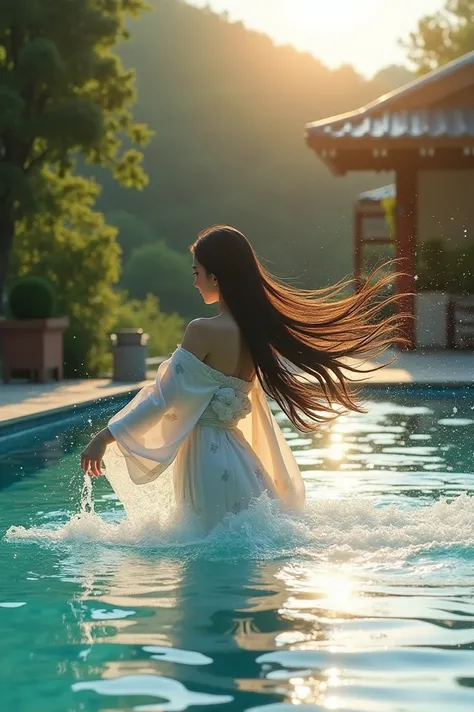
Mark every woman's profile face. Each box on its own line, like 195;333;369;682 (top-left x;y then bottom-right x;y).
192;257;219;304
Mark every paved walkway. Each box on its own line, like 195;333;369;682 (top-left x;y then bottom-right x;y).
0;350;473;431
349;349;474;385
0;377;148;429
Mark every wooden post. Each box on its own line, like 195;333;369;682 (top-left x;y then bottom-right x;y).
395;168;417;350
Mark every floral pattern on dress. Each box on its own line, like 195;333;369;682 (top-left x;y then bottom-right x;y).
209;387;251;423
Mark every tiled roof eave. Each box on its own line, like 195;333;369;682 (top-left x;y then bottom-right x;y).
306;50;474;137
306;108;474;143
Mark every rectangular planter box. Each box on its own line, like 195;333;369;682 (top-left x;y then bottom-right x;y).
0;317;70;383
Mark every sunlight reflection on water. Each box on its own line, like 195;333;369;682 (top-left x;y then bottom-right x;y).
2;393;474;711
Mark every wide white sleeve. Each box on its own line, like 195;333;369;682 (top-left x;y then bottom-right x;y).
105;349;219;485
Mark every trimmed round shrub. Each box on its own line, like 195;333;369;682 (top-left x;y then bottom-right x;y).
8;276;57;319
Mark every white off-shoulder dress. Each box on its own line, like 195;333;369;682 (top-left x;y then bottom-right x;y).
104;346;305;531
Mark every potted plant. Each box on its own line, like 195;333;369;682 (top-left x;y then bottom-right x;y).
0;276;69;383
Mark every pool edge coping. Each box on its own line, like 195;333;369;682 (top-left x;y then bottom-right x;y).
1;379;474;440
0;386;143;440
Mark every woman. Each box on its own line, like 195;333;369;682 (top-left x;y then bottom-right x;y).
80;225;399;531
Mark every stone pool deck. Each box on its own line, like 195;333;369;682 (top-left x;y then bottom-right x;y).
351;349;474;386
0;377;149;432
0;350;473;432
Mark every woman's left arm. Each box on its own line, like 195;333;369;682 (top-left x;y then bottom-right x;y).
80;427;116;478
81;325;216;484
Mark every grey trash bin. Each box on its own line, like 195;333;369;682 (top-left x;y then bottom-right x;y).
111;328;149;382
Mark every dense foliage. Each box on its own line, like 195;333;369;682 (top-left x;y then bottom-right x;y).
9;172;183;374
0;0;152;303
404;0;474;74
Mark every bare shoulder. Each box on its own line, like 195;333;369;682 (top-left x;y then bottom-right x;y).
199;315;240;340
181;318;213;360
183;315;253;378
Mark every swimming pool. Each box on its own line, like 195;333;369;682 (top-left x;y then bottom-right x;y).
1;390;474;712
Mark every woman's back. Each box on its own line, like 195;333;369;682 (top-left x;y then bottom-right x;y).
195;314;256;383
173;327;277;530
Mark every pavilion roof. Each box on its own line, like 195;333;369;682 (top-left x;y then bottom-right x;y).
305;51;474;174
307;108;474;142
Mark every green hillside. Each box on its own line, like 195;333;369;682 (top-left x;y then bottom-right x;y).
94;0;412;286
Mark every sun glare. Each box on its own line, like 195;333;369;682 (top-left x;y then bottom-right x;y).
254;0;373;60
191;0;444;76
290;0;369;33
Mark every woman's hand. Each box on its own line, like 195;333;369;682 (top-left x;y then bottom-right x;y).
80;428;114;477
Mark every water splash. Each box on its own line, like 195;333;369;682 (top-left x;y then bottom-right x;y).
6;489;474;567
80;474;94;515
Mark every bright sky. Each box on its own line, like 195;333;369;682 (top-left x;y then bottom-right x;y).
188;0;444;77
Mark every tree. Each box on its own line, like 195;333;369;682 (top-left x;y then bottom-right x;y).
9;172;185;375
0;0;153;306
120;241;203;318
371;65;413;91
8;171;121;376
106;209;155;263
113;292;185;357
404;0;474;74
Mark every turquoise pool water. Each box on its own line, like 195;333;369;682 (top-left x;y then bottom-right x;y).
2;391;474;711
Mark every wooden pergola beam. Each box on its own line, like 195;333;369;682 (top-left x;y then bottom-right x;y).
308;146;474;175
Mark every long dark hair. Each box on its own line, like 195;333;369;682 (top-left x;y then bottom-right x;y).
191;225;403;431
